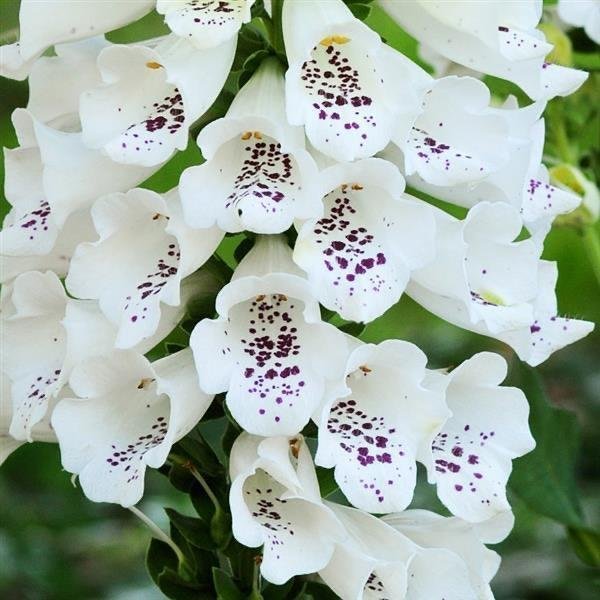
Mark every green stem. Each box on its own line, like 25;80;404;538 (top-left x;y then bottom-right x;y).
189;465;223;512
249;558;263;600
581;226;600;288
129;505;186;565
269;0;285;56
551;102;576;165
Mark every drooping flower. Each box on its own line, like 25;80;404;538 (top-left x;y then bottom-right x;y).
229;433;345;584
558;0;600;44
52;348;212;506
407;202;594;365
293;158;435;323
423;352;535;522
283;0;429;161
379;0;588;100
0;374;57;466
66;187;223;349
383;509;515;600
0;0;154;80
157;0;255;49
0;270;180;442
179;58;321;234
79;34;236;167
315;339;449;513
191;235;348;436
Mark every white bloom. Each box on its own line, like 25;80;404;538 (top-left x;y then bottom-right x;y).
157;0;255;49
52;348;212;506
0;270;180;442
315;339;449;513
283;0;429;161
379;0;588;100
293;158;435;323
0;0;154;80
384;509;515;600
66;188;223;349
393;77;525;188
319;502;414;600
0;373;57;466
191;235;348;437
180;59;321;234
423;353;535;522
558;0;600;44
80;34;236;167
407;202;594;365
229;433;345;584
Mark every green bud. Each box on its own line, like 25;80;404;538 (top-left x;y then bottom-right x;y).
210;506;232;549
551;164;600;228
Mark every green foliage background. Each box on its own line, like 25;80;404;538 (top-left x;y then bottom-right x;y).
0;0;599;598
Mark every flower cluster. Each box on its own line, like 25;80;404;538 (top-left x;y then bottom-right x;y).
1;1;595;598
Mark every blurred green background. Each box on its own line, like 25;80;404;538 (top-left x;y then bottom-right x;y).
1;0;599;598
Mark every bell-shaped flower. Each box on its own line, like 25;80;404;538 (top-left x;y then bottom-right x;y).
79;34;236;167
558;0;600;44
157;0;255;49
383;509;515;600
0;374;58;466
379;0;588;101
407;202;594;366
191;235;348;437
0;270;180;442
0;0;154;80
318;502;415;600
422;353;535;522
180;58;321;234
392;76;526;188
293;158;435;323
315;339;450;513
66;187;223;349
282;0;429;161
51;348;212;506
229;433;345;584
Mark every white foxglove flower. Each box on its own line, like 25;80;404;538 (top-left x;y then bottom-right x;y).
423;353;535;522
80;35;236;167
0;270;179;442
229;433;345;584
52;348;212;506
157;0;255;49
1;111;95;268
1;374;58;466
0;0;154;80
315;339;449;513
318;502;415;600
418;42;482;79
384;509;515;600
283;0;429;161
407;202;594;365
393;77;524;188
558;0;600;44
180;59;321;234
66;188;223;349
379;0;588;100
191;235;348;437
293;158;435;323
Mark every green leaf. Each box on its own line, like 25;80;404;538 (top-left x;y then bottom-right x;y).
212;567;245;600
316;467;339;498
146;538;178;587
509;364;584;527
176;435;224;477
158;567;212;600
568;526;600;568
165;508;217;551
348;3;371;20
294;581;340;600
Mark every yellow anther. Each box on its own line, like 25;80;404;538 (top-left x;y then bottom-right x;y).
137;378;155;390
253;131;263;139
480;291;505;306
146;61;163;69
359;365;372;374
277;294;288;301
152;213;169;221
319;35;350;46
351;183;364;191
256;294;266;301
290;437;302;459
241;131;252;140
